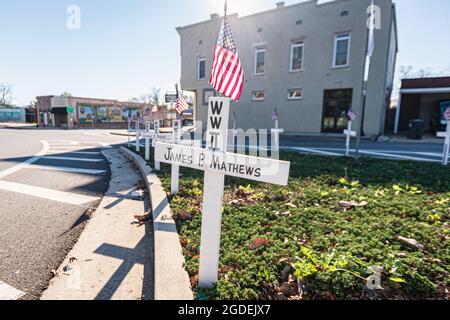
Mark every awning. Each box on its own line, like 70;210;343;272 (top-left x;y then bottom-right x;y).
51;107;68;115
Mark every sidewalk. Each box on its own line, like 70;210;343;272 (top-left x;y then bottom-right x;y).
41;148;154;300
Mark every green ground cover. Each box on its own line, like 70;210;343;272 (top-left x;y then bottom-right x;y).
134;146;450;300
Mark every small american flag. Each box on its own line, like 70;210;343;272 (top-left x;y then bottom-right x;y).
209;16;244;101
272;109;279;121
175;93;189;115
347;109;357;121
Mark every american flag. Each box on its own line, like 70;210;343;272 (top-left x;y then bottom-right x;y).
209;16;244;101
347;109;357;121
175;93;189;115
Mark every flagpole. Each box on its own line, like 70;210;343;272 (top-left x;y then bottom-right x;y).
355;1;373;160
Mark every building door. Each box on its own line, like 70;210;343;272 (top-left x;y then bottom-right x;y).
322;89;353;133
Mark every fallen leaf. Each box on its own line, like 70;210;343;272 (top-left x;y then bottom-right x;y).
249;238;270;250
278;282;298;297
178;210;193;221
134;214;151;226
69;257;78;264
395;236;424;250
190;274;199;287
286;202;298;208
339;200;368;210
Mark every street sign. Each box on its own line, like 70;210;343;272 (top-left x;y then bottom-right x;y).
165;93;178;103
67;107;74;114
155;97;291;288
155;143;290;185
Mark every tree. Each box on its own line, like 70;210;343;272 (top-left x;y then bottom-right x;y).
149;87;161;105
398;65;437;80
0;83;13;106
392;66;445;99
61;92;73;97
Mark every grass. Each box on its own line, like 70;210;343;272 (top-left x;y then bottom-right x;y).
133;146;450;300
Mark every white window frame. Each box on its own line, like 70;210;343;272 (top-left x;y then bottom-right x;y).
287;88;303;100
332;33;351;68
254;48;266;75
290;42;304;72
197;57;206;80
252;90;266;101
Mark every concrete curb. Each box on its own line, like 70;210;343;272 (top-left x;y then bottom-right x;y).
119;147;193;300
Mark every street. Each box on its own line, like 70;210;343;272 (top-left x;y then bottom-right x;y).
0;128;127;299
278;136;447;163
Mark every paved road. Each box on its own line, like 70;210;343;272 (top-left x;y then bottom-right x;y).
174;130;448;163
276;136;447;163
0;129;127;300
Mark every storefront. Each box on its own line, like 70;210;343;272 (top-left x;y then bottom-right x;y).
395;77;450;135
36;95;147;129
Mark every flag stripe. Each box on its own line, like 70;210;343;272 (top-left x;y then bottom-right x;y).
209;17;244;101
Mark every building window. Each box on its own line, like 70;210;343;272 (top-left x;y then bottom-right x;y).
340;10;349;17
287;89;303;100
254;48;266;75
290;42;304;71
252;90;266;101
333;33;351;67
197;57;206;80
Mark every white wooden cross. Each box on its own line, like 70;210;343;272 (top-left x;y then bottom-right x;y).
142;120;171;167
344;111;357;157
442;108;450;166
170;120;183;195
271;109;284;152
155;97;291;288
144;121;152;161
135;121;141;153
153;120;161;170
127;117;132;148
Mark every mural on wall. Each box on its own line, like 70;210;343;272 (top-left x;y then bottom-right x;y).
78;106;94;125
110;106;125;122
96;106;108;123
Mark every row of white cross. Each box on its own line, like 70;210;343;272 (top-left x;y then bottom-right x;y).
129;98;290;288
128;102;449;289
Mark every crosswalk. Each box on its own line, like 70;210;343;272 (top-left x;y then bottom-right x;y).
0;140;110;205
0;140;113;300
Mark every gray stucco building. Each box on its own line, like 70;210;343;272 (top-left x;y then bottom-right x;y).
176;0;398;135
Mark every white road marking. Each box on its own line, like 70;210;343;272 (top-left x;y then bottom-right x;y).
288;147;343;156
47;151;102;156
98;142;113;149
42;156;104;163
0;141;50;180
49;141;79;145
360;150;440;162
0;181;100;205
0;281;26;300
25;165;106;175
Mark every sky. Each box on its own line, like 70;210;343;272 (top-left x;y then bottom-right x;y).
1;0;449;106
